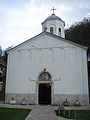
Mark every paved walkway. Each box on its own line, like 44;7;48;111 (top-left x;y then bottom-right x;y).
0;103;90;120
25;105;71;120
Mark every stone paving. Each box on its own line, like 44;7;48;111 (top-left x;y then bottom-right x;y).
25;105;72;120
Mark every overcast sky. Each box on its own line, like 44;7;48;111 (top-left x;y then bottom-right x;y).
0;0;90;50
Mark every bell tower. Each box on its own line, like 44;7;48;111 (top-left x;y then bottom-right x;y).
41;7;65;38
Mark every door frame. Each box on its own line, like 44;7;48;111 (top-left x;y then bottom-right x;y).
36;80;53;105
38;83;51;104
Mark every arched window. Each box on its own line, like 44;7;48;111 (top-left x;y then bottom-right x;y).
50;27;53;34
58;28;61;36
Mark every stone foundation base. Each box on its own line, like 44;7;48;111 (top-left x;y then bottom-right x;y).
53;94;89;106
5;93;89;105
5;93;36;105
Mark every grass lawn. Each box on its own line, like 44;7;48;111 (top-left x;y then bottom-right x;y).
55;110;90;120
0;107;31;120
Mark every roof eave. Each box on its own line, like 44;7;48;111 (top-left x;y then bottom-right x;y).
7;32;45;52
41;19;65;25
44;32;87;49
8;31;87;53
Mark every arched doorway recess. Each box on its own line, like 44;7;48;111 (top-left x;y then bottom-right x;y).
38;69;52;105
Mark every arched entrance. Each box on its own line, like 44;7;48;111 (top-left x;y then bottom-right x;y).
38;69;52;105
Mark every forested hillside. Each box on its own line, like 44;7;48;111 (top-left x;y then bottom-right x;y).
65;17;90;47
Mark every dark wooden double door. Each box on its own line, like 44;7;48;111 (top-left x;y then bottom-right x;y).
39;84;51;105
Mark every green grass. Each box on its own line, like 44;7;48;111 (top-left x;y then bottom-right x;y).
55;110;90;120
0;108;31;120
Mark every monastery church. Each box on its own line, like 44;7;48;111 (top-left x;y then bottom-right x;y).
5;9;89;105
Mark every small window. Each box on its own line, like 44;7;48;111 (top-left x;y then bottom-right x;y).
50;27;53;34
58;28;61;36
88;53;90;61
1;68;3;71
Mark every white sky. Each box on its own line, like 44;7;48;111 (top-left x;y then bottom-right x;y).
0;0;90;50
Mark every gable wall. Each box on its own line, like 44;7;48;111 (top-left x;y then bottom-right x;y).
5;34;89;104
11;34;77;51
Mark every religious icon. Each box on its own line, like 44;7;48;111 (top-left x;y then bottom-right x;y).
39;69;51;81
42;72;49;81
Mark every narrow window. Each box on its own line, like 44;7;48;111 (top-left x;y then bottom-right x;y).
1;67;3;71
88;52;90;61
50;27;53;34
58;28;61;36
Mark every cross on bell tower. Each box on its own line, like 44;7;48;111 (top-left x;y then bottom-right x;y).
41;6;65;38
51;6;56;14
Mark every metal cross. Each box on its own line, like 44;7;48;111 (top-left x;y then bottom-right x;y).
51;6;56;14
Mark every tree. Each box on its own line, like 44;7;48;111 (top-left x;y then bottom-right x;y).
1;46;13;64
65;17;90;47
0;46;13;81
0;45;2;57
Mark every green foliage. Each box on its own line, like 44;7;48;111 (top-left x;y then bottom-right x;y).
0;45;2;57
0;108;31;120
65;18;90;47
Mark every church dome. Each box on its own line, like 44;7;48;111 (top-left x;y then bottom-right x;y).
41;13;65;38
41;13;65;25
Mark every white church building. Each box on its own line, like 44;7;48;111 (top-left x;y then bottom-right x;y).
5;12;89;105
